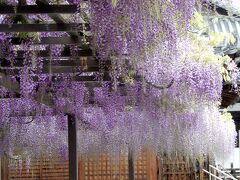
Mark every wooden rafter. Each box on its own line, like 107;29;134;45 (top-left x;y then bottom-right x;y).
35;0;84;38
0;0;103;107
11;48;92;57
0;2;97;178
0;59;110;67
0;23;81;32
11;36;85;45
0;66;108;75
0;4;78;14
0;49;93;60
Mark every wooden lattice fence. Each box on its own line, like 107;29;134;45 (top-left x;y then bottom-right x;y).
1;152;206;180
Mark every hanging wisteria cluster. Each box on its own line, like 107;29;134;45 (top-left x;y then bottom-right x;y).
0;0;237;166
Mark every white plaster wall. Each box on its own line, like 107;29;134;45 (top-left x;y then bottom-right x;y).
215;148;239;169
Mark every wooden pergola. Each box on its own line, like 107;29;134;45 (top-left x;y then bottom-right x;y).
0;2;128;180
2;1;237;180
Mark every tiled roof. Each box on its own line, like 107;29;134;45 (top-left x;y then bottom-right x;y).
208;0;240;15
206;16;240;54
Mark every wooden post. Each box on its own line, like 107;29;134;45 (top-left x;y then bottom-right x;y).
128;150;134;180
68;114;78;180
239;130;240;174
1;155;8;180
146;150;157;180
0;156;1;180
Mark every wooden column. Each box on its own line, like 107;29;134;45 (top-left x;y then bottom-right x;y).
0;156;1;180
68;114;78;180
128;150;134;180
1;155;8;180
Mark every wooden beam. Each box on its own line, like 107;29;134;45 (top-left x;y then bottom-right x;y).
30;74;111;82
0;66;107;75
0;59;110;67
35;0;85;38
0;23;81;32
0;49;93;58
0;5;77;14
32;48;92;57
0;0;81;117
11;36;83;45
33;75;111;83
72;75;111;81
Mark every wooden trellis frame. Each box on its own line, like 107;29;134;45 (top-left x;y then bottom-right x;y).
0;0;175;179
0;1;103;179
0;4;78;14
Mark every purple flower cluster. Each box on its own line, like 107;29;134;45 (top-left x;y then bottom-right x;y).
0;0;236;165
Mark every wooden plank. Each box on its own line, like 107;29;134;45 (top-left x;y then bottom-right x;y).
0;66;105;75
35;0;85;38
1;58;87;67
32;75;110;82
11;36;83;45
0;59;110;68
0;23;81;32
73;75;111;82
0;4;77;14
2;48;93;58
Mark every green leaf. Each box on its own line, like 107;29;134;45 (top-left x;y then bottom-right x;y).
112;0;117;8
